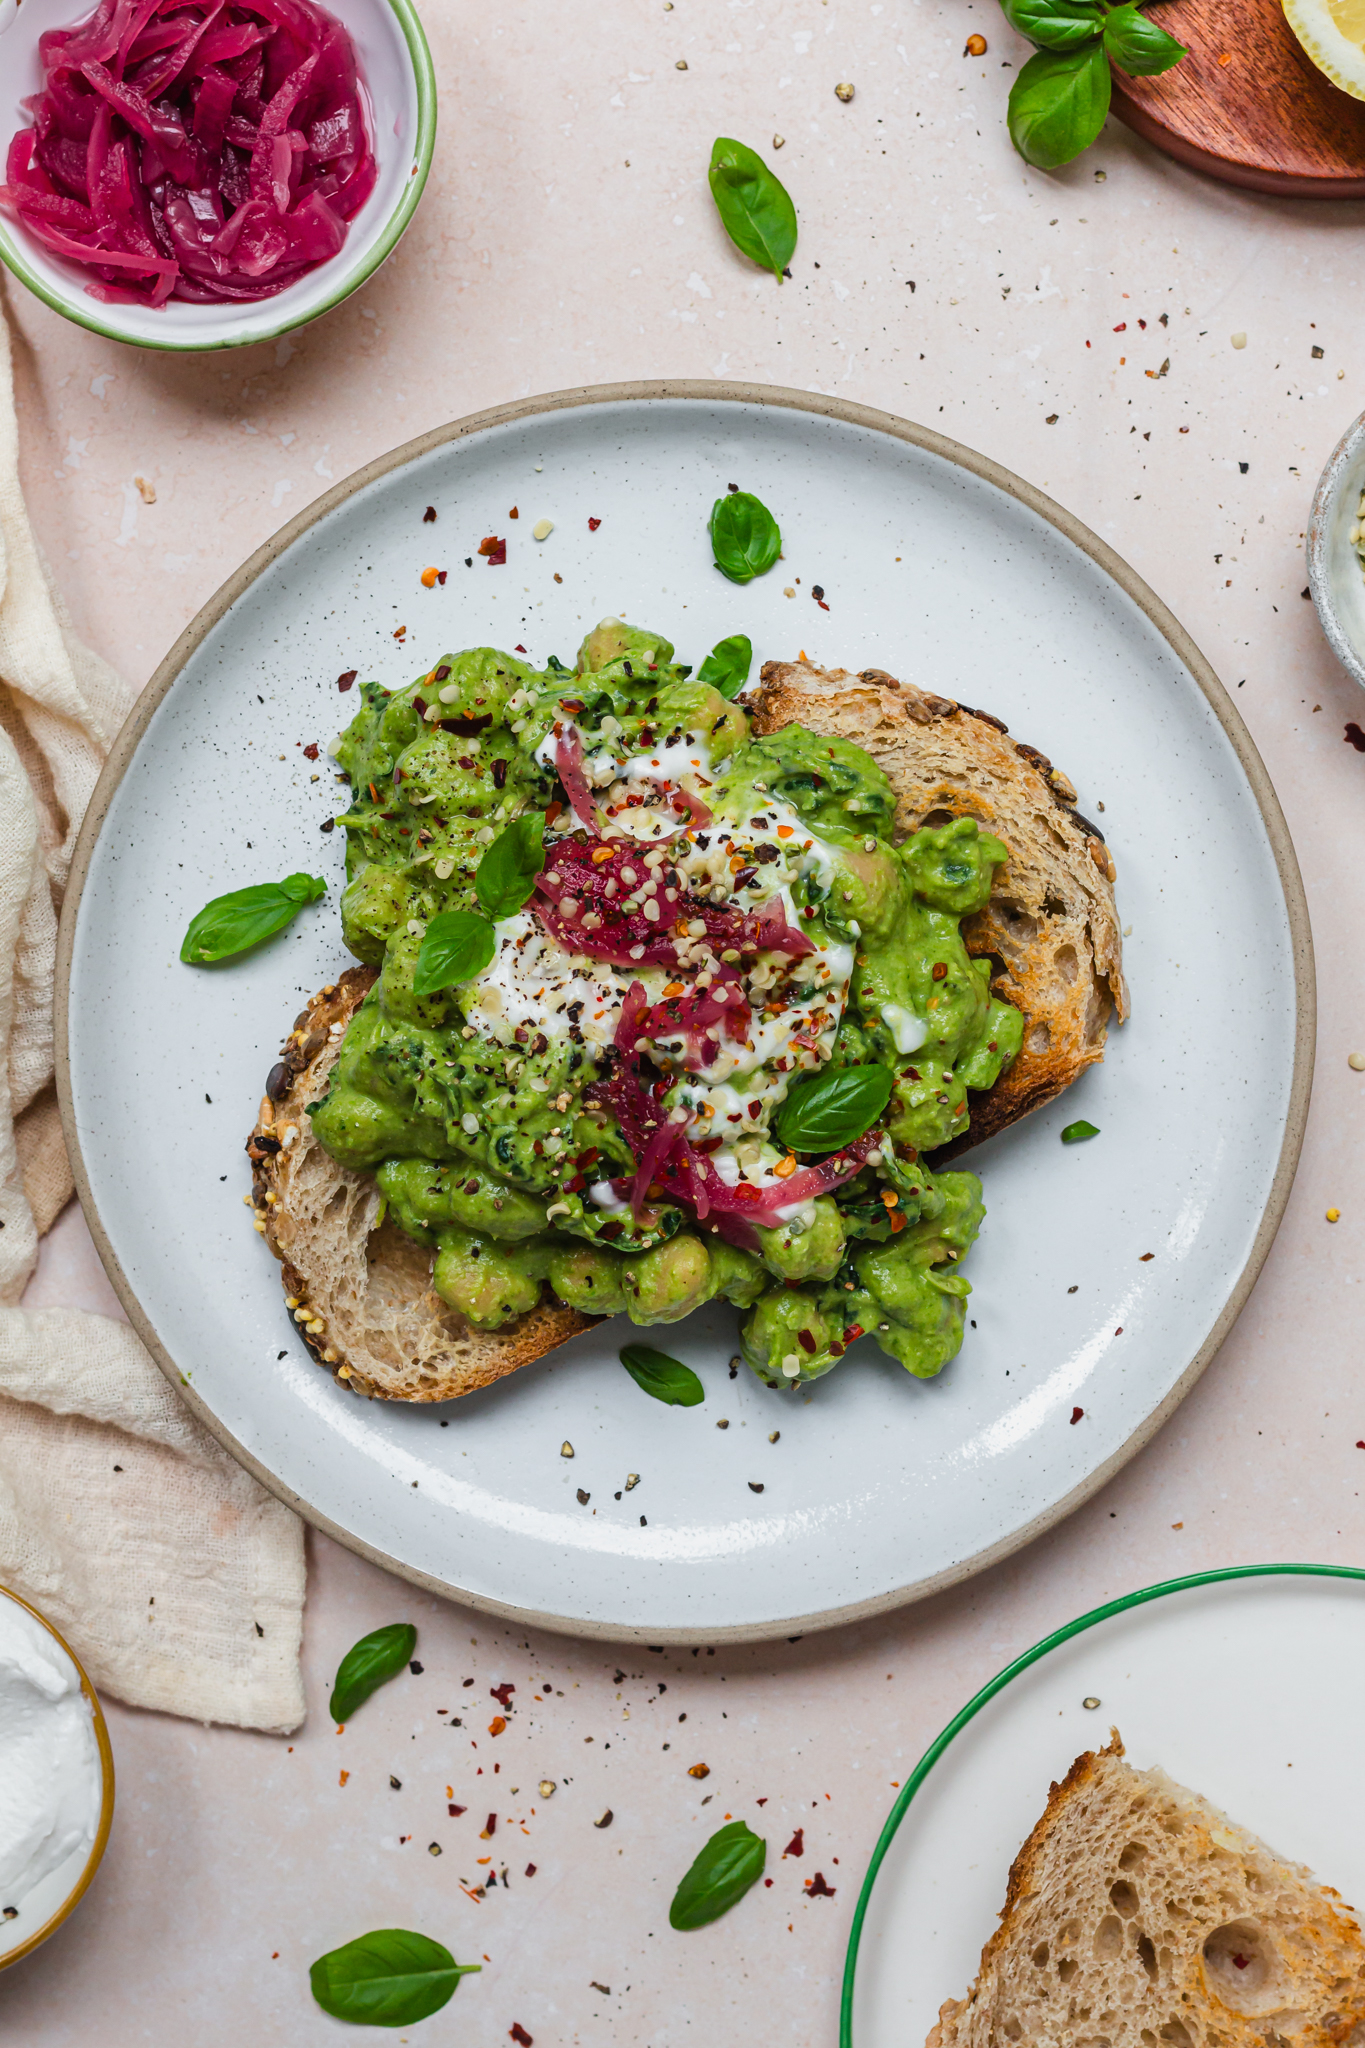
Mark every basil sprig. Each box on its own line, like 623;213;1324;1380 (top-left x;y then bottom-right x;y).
697;633;753;701
708;137;797;280
413;910;497;996
475;812;545;921
774;1064;892;1155
620;1344;705;1407
309;1928;480;2026
1061;1119;1100;1143
329;1622;416;1723
669;1820;767;1929
709;492;781;585
1000;0;1185;168
180;873;325;964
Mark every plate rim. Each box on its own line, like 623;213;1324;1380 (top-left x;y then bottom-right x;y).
53;379;1317;1645
840;1561;1365;2048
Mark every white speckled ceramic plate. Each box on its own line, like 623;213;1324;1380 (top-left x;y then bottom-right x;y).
843;1566;1365;2048
57;384;1312;1642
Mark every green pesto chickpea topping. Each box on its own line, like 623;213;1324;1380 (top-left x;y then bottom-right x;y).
307;619;1023;1387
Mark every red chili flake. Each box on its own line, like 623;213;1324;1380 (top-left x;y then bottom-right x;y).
437;569;448;585
1346;724;1365;752
367;782;379;802
509;506;520;519
764;1877;774;1886
490;1682;516;1709
449;1802;466;1816
481;1813;498;1837
844;1324;863;1343
806;1872;836;1897
756;1797;768;1806
412;697;427;717
423;506;437;522
1113;322;1127;332
302;742;319;760
687;1762;710;1779
478;536;507;565
1115;1326;1123;1336
511;2027;533;2047
931;962;948;981
489;1716;507;1737
336;669;357;691
1070;1406;1084;1424
1233;1954;1250;1970
392;625;407;639
783;1828;805;1857
797;1330;816;1354
588;516;602;531
434;663;451;682
525;1862;537;1877
1357;1441;1365;1449
515;644;528;653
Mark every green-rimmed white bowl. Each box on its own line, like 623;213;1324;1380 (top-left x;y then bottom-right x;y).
0;0;435;352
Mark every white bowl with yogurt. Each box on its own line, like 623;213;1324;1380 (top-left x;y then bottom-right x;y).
0;1587;112;1970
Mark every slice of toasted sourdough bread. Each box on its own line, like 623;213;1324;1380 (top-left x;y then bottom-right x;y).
247;967;598;1402
749;660;1127;1156
928;1733;1365;2048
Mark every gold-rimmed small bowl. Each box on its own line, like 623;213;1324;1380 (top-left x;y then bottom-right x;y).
0;1587;114;1972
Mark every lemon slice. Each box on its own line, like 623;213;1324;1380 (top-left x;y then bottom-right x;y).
1284;0;1365;101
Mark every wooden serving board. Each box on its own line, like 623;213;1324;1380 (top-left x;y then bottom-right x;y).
1110;0;1365;195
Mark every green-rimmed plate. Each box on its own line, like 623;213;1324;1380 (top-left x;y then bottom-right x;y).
843;1564;1365;2047
0;0;435;351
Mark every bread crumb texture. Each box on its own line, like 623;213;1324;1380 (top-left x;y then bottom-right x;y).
928;1733;1365;2048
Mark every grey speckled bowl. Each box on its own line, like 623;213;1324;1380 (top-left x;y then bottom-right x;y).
1308;409;1365;691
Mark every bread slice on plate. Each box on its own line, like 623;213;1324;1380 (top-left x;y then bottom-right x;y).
928;1732;1365;2048
247;968;597;1402
749;660;1127;1156
248;660;1126;1400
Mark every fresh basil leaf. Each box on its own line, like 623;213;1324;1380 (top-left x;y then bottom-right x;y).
708;136;797;280
329;1622;417;1723
709;492;782;585
1007;42;1112;168
669;1820;767;1930
308;1927;479;2026
475;812;546;921
1061;1119;1100;1143
696;633;753;701
179;873;325;965
620;1344;705;1407
774;1064;893;1154
413;911;497;996
1102;2;1186;75
999;0;1105;51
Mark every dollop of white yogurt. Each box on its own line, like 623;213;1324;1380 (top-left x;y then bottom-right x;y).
0;1596;102;1930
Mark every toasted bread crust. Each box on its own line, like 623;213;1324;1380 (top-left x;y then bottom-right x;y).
928;1733;1365;2048
749;661;1127;1155
248;969;597;1403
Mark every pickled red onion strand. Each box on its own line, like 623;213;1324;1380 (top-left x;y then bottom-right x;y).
554;726;598;829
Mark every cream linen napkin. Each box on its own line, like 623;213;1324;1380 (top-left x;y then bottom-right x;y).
0;297;305;1732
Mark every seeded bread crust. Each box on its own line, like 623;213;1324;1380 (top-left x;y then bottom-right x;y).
928;1733;1365;2048
748;661;1128;1156
247;967;598;1402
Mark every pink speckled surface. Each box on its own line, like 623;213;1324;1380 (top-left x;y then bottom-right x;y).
5;0;1365;2039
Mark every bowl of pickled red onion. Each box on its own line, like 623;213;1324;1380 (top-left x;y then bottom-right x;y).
0;0;434;349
